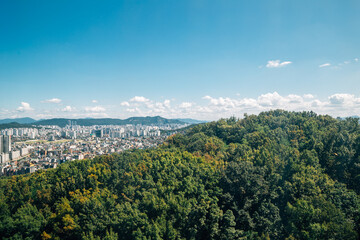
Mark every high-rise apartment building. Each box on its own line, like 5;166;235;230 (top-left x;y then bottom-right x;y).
0;135;3;154
0;135;11;154
95;130;103;138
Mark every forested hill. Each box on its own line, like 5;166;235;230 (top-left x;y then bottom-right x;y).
0;122;38;130
0;117;36;124
33;116;185;127
1;110;360;239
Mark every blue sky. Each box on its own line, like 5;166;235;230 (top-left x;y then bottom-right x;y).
1;0;360;120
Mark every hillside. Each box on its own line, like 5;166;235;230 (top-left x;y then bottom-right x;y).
0;117;36;124
0;110;359;239
33;116;185;127
0;122;37;130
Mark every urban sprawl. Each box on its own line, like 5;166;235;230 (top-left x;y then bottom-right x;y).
0;121;187;176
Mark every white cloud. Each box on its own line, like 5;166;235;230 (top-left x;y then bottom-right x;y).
42;98;62;103
179;102;193;108
164;100;171;108
328;93;360;106
239;98;258;108
320;58;358;68
117;92;360;119
319;63;331;68
120;101;130;107
266;60;292;68
126;108;140;113
202;96;237;107
36;113;54;119
130;96;150;103
287;94;303;103
62;106;73;112
154;102;164;109
303;94;314;99
92;100;98;103
201;92;322;118
329;94;347;105
311;99;324;108
199;92;360;119
119;97;174;116
81;112;109;118
85;106;106;112
257;92;284;106
17;102;33;112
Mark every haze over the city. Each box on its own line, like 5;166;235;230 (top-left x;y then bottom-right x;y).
1;0;360;120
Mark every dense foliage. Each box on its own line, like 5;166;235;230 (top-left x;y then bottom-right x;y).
1;110;360;239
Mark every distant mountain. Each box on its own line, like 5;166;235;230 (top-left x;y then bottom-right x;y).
0;117;36;124
173;118;208;124
125;116;184;125
0;122;37;130
0;117;204;128
34;116;186;127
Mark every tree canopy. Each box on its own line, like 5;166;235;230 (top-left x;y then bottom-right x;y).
1;110;359;239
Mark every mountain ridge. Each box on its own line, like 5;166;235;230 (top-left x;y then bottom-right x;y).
33;116;185;127
0;116;206;128
0;117;36;124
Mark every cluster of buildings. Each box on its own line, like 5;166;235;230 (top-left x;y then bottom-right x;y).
0;123;186;176
0;135;30;164
58;122;183;140
1;128;39;139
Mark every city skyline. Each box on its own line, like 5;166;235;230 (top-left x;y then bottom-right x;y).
1;1;360;120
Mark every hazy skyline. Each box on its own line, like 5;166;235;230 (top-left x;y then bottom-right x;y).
1;1;360;120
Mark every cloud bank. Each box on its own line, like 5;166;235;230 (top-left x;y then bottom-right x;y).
4;93;360;120
116;93;360;120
